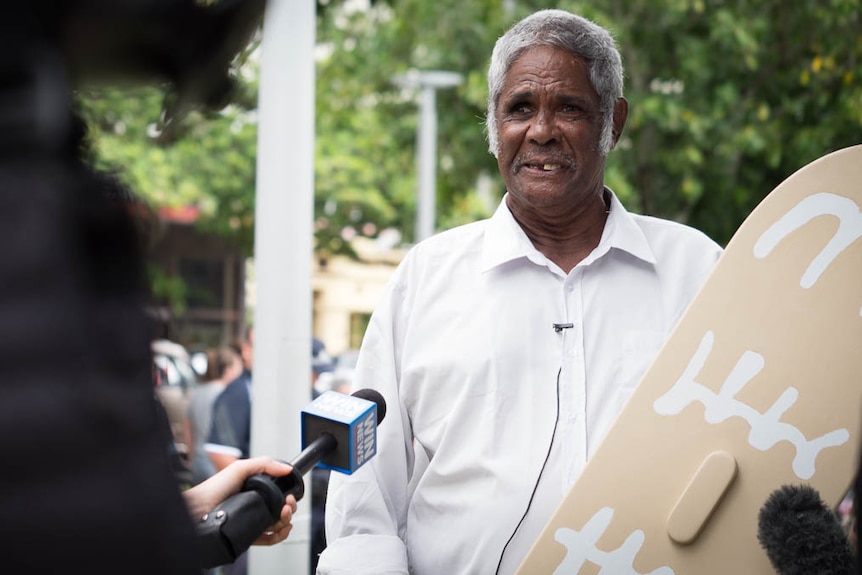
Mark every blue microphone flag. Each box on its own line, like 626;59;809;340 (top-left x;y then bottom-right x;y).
301;390;378;474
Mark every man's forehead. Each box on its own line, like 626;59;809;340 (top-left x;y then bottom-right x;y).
500;48;596;99
509;44;587;69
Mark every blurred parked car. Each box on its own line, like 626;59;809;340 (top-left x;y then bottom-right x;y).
152;339;198;460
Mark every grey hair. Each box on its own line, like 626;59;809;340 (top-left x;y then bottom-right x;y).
485;9;624;157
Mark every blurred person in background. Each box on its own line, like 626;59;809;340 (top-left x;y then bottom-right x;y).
204;327;254;575
311;337;335;399
185;347;243;486
310;338;336;572
206;327;254;472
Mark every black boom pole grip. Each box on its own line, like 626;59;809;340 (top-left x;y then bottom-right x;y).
195;474;286;568
194;431;343;566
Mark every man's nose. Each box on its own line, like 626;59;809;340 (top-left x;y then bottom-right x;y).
527;110;559;145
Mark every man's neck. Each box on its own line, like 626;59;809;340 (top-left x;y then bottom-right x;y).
509;189;610;274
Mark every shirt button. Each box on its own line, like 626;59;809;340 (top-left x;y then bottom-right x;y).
566;283;575;293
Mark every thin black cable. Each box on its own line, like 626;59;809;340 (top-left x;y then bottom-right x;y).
495;367;562;575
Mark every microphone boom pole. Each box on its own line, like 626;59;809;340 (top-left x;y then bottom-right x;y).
195;389;386;568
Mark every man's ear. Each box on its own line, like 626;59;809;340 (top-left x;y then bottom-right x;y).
611;97;628;147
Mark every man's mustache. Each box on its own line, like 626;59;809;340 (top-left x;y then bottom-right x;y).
513;152;576;172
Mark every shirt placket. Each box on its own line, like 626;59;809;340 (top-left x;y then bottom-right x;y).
559;269;588;490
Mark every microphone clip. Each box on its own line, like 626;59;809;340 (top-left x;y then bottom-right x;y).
553;323;574;333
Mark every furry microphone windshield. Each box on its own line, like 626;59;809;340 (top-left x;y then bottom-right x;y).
757;484;856;575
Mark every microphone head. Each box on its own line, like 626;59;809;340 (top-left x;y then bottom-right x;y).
351;388;386;424
300;389;385;475
757;484;855;575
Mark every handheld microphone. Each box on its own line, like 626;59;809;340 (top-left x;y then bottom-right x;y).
196;388;386;568
757;484;855;575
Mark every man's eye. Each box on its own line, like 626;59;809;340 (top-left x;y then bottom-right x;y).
506;102;531;115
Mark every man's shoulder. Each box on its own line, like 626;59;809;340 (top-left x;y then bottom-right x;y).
420;218;489;248
622;213;723;284
401;218;491;267
215;374;250;405
630;212;721;251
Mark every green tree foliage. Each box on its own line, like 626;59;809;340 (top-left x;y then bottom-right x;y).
79;78;260;254
313;0;509;253
81;0;861;259
595;0;862;243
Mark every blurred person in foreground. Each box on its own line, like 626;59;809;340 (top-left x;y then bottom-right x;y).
0;1;297;571
320;9;723;575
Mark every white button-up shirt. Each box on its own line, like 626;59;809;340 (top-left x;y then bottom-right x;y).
320;192;723;575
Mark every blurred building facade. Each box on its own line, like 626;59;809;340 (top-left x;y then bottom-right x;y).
311;237;406;355
148;206;246;348
150;214;406;354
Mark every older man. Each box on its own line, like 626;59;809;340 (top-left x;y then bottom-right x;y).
319;9;723;575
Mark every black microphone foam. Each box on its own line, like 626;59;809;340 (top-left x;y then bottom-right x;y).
757;484;855;575
351;388;386;424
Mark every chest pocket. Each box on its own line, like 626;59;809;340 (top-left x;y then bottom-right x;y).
615;329;666;410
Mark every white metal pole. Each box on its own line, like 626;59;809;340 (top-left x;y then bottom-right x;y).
249;0;315;573
393;70;461;244
416;85;437;243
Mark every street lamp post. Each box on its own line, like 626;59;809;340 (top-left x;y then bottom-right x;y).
393;69;463;243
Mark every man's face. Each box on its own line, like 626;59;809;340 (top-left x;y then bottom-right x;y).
494;45;609;211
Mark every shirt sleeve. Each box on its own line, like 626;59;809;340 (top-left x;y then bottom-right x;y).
319;266;415;574
316;535;409;575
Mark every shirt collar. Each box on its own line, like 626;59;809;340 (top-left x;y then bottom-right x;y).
480;189;656;273
597;190;657;265
480;196;540;272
